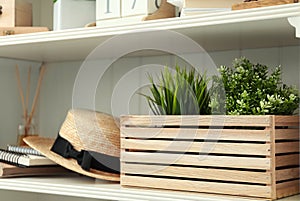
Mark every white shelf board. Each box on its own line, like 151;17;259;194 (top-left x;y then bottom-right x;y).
0;4;299;62
0;175;298;201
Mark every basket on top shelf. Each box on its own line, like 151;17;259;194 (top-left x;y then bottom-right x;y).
232;0;299;10
120;58;300;200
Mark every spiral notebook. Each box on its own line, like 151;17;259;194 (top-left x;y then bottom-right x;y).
0;149;55;167
7;145;43;156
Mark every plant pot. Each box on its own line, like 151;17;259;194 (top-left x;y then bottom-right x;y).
53;0;96;30
121;115;299;200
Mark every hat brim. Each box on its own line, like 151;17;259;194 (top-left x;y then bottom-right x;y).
24;136;120;182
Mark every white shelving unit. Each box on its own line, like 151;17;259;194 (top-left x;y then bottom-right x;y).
0;3;299;201
0;175;299;201
0;4;299;62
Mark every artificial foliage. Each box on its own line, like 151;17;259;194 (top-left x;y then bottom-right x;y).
211;57;299;115
142;66;211;115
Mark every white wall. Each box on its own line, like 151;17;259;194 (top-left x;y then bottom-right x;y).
0;59;40;147
26;0;53;29
36;46;299;139
0;46;298;145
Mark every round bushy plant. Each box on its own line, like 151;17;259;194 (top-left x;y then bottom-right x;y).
211;57;299;115
142;66;211;115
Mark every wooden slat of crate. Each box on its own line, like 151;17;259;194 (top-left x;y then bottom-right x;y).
121;152;271;170
121;115;299;199
122;139;271;156
276;154;300;167
121;127;271;142
276;167;300;181
121;115;271;127
275;129;299;140
275;115;299;127
276;141;299;154
122;163;271;184
121;175;272;198
232;0;298;10
276;180;300;199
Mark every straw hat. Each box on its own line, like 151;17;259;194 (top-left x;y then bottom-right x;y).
24;109;120;181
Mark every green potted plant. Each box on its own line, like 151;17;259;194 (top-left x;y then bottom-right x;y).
141;66;211;115
210;57;299;115
120;60;299;200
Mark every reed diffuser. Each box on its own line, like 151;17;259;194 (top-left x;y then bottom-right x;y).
15;63;46;146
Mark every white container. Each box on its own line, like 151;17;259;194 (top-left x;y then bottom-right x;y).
96;0;157;27
53;0;96;30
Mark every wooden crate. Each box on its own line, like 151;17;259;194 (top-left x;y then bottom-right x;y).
0;0;32;27
232;0;299;10
121;115;299;200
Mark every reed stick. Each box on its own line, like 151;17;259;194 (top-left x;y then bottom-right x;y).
25;66;31;121
15;65;26;120
26;63;46;129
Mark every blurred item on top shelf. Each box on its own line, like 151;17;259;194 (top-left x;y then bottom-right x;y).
232;0;299;10
53;0;96;30
0;0;32;27
0;0;49;36
96;0;175;27
0;27;49;36
181;0;243;17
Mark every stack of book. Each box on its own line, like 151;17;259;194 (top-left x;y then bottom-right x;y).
0;145;69;177
181;0;243;17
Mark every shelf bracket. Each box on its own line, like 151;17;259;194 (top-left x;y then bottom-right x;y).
288;16;300;38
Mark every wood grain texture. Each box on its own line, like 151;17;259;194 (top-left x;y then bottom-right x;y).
276;154;300;167
276;180;300;199
121;115;299;199
276;141;299;154
121;127;271;142
121;139;271;156
275;129;299;140
121;115;271;127
232;0;298;10
276;167;300;182
275;115;300;127
121;152;271;170
121;175;272;198
269;117;277;199
122;163;271;184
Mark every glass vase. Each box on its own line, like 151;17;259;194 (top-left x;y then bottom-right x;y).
17;117;38;146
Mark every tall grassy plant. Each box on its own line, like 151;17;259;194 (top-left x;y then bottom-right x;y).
142;66;211;115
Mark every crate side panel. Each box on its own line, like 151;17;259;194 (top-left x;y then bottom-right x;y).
122;139;271;156
121;115;271;127
121;127;271;142
121;175;272;198
122;152;271;170
122;163;271;184
276;180;300;199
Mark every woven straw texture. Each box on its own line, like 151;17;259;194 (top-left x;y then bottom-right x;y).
24;109;120;181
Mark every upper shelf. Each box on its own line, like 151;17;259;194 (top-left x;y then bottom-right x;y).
0;175;298;201
0;4;299;62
